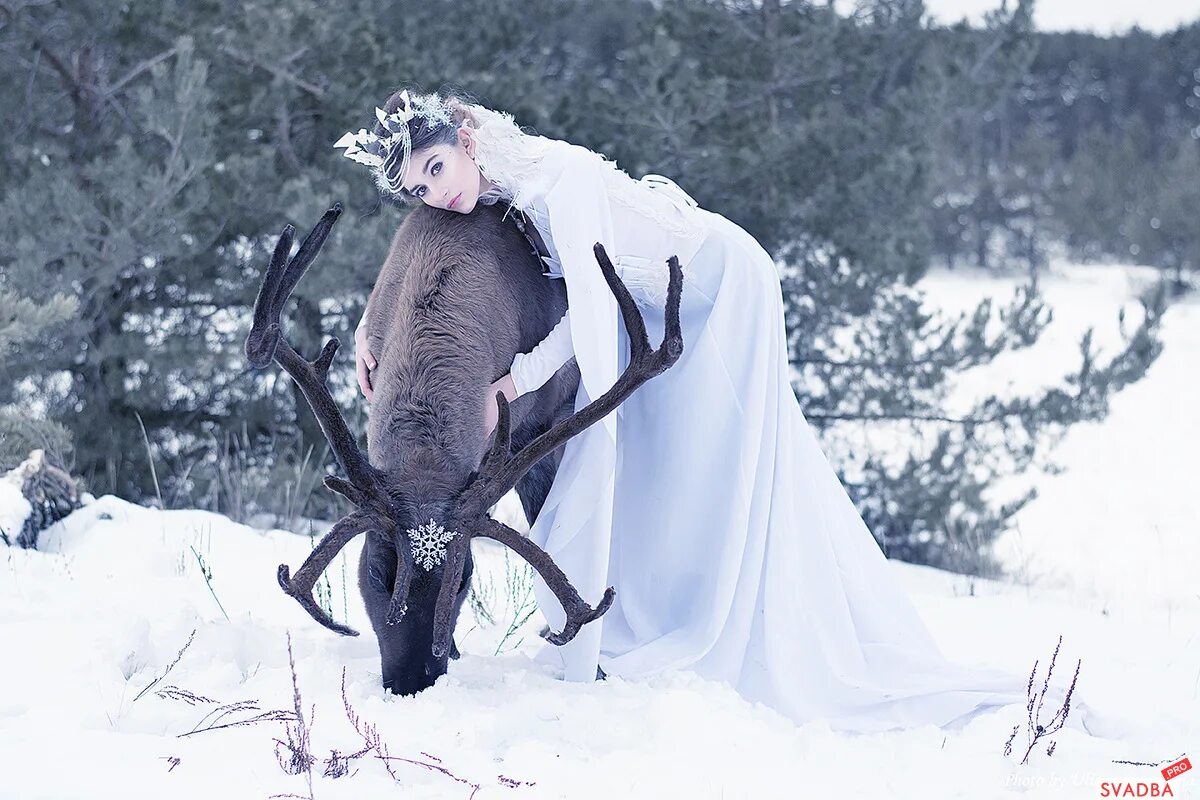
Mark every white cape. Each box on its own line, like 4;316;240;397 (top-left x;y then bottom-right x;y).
513;141;1118;736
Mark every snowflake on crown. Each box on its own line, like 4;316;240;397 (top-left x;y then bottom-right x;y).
407;517;459;571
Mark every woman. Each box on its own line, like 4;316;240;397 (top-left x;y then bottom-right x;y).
339;88;1113;736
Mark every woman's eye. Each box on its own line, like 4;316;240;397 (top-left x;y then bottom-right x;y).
431;162;442;176
415;186;426;198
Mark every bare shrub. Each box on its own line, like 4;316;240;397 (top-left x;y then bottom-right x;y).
1003;634;1081;765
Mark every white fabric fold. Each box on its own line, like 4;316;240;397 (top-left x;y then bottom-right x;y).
406;129;1124;736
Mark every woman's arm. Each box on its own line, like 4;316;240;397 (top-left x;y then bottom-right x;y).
509;309;574;397
483;309;572;437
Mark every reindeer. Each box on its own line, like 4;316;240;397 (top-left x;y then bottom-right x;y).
244;201;683;695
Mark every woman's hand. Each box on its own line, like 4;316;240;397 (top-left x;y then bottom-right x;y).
355;323;377;401
483;373;518;439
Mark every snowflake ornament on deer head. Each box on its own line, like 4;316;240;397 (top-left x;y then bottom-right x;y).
406;518;459;571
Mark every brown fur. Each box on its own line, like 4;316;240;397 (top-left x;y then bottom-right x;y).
357;202;577;694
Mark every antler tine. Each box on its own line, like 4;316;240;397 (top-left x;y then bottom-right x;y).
430;536;471;658
422;391;514;655
477;391;513;477
592;242;651;360
387;552;412;626
324;475;370;508
245;224;295;369
661;255;685;356
477;517;614;645
277;203;343;302
245;204;344;369
458;244;685;516
277;512;371;636
271;338;378;488
245;205;385;500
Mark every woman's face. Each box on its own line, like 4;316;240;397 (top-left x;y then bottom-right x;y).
399;126;492;214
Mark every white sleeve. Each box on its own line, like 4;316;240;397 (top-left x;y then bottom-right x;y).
356;301;370;333
509;309;574;397
541;147;621;441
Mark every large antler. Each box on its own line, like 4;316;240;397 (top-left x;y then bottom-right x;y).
276;512;371;636
477;517;615;645
250;205;685;655
246;204;410;636
427;244;684;656
457;244;684;517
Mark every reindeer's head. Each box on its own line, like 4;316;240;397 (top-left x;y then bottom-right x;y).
245;203;684;695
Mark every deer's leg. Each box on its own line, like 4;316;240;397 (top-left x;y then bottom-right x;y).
510;389;575;526
513;452;560;529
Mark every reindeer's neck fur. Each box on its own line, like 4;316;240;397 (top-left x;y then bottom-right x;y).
363;205;561;500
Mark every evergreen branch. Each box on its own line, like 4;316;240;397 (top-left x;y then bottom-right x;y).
104;45;179;95
0;4;82;105
217;43;325;98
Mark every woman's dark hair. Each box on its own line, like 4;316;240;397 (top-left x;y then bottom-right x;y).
375;85;478;207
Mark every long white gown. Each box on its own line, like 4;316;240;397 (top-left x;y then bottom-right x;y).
501;138;1115;736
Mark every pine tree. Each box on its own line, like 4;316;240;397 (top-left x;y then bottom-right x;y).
592;0;1167;573
0;290;77;469
1131;137;1200;294
0;0;1172;572
0;10;221;494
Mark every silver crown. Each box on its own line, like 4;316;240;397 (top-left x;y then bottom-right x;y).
333;90;455;196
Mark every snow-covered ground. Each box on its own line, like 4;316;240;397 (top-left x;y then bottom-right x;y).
922;261;1199;613
1;261;1197;799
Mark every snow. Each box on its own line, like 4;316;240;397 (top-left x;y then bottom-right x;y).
1;261;1198;799
0;479;31;546
919;261;1200;612
1;450;55;547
